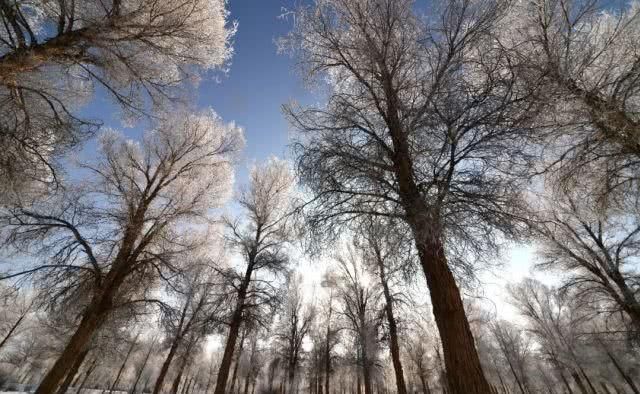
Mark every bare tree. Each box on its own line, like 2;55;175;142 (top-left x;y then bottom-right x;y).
335;244;383;394
213;158;296;394
489;320;533;394
274;273;315;394
0;0;235;198
283;0;535;390
499;0;640;202
153;260;228;394
0;109;242;394
509;279;600;394
531;186;640;334
357;218;412;394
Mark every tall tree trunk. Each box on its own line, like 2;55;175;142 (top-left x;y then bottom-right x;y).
213;262;252;394
35;232;144;394
375;256;407;394
109;333;140;394
131;338;156;394
229;328;247;394
35;302;106;394
412;234;490;394
57;349;89;394
385;66;490;394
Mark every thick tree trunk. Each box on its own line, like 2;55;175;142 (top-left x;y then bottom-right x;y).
361;356;372;394
384;66;490;391
413;235;490;394
35;303;106;394
57;349;89;394
376;256;407;394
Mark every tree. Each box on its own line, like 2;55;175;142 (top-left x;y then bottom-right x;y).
357;218;411;394
335;245;383;394
274;273;315;394
489;320;533;394
283;0;534;390
153;259;228;394
0;109;243;394
213;158;296;394
531;186;640;335
508;279;600;394
0;0;235;199
498;0;640;203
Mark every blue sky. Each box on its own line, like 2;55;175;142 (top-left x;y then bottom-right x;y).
72;0;543;315
77;0;311;187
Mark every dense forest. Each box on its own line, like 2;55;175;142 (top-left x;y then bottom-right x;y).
0;0;639;394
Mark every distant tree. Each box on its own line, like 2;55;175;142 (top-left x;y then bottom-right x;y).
0;0;235;199
274;273;315;394
357;218;412;394
153;260;228;394
0;109;242;394
334;245;383;394
509;279;600;394
213;158;296;394
489;320;533;394
283;0;534;390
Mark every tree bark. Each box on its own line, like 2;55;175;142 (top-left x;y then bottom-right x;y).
413;234;490;394
380;54;491;391
375;255;407;394
57;349;89;394
35;303;106;394
213;261;252;394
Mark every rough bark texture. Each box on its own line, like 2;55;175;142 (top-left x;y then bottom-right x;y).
414;235;491;394
383;70;491;393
